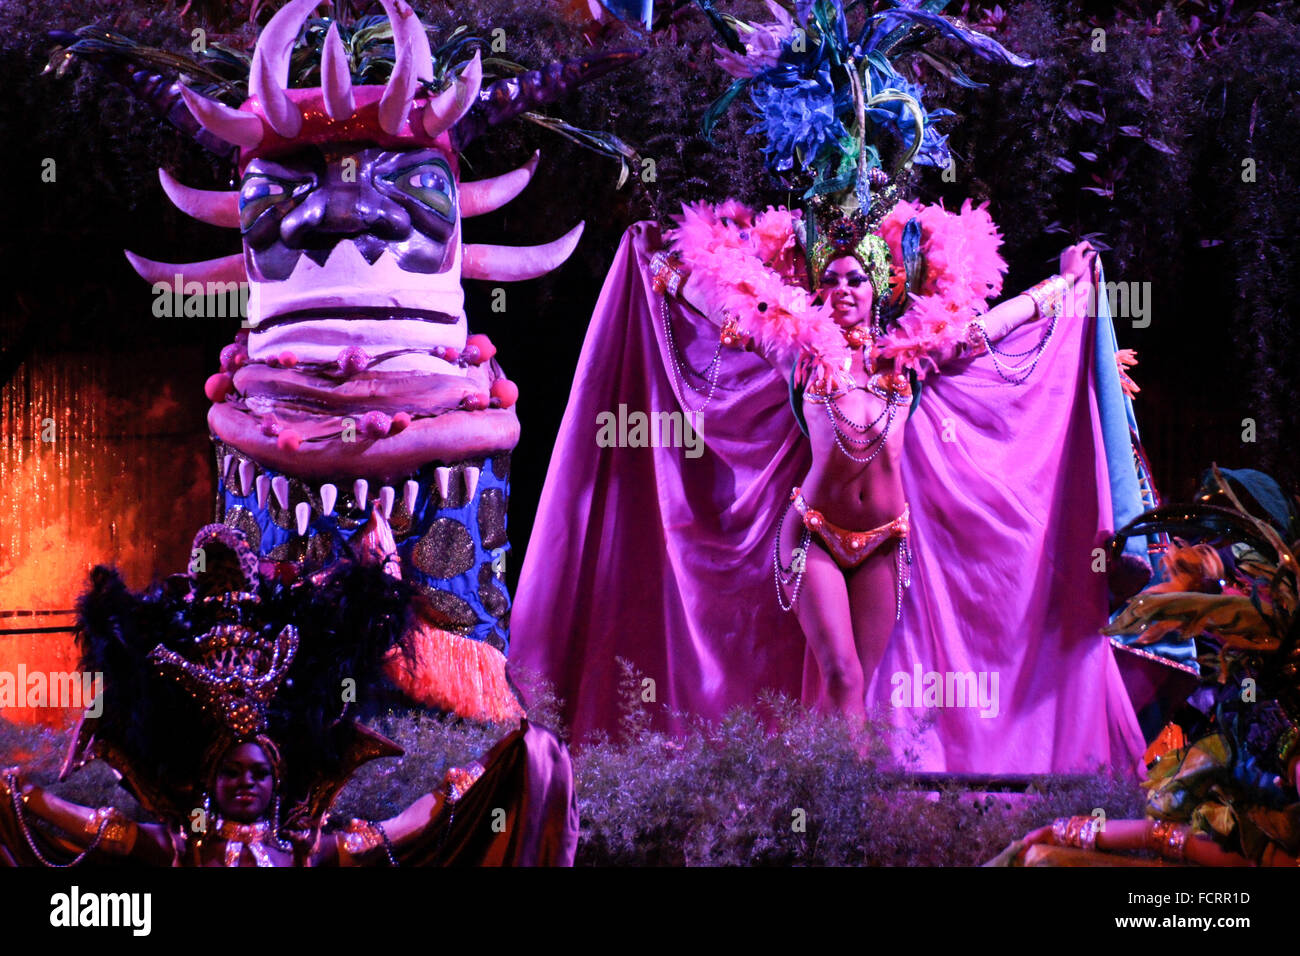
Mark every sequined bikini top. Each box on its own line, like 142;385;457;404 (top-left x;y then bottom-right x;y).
806;367;912;406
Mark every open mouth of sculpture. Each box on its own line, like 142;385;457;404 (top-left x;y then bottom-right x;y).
253;305;459;330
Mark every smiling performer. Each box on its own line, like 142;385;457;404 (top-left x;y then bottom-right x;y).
0;524;554;867
513;0;1152;774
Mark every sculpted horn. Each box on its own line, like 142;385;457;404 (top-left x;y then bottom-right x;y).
124;250;248;285
423;50;482;139
462;222;585;282
460;150;540;218
179;85;264;148
158;169;240;228
320;21;356;121
249;0;320;137
378;0;433;135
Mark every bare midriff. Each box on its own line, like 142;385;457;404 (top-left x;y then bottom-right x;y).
800;358;910;532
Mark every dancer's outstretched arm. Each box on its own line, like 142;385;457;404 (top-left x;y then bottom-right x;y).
1;767;173;864
328;763;483;866
1021;815;1285;866
934;241;1098;370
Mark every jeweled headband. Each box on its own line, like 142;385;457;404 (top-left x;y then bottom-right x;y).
810;208;891;299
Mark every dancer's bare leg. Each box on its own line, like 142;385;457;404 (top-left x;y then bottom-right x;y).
846;545;900;694
781;506;863;717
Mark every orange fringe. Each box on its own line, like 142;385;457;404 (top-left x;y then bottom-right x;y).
384;619;525;723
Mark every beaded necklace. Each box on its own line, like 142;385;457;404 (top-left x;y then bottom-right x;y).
820;327;908;464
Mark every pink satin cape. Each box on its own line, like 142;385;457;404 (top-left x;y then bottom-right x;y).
512;221;1144;774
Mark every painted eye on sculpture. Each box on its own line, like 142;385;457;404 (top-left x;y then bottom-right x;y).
385;161;455;218
238;176;293;231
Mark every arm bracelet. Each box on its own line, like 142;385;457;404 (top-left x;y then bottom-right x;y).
443;764;485;805
83;807;135;854
1148;819;1189;862
649;251;687;298
1025;274;1069;321
1052;815;1099;850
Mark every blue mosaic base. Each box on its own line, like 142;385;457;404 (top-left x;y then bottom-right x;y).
214;445;512;653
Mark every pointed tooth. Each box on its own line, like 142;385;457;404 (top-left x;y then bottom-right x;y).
256;474;271;511
435;467;451;504
295;501;311;536
463;465;481;503
403;479;419;515
321;483;337;517
222;454;233;481
238;460;255;498
272;475;290;510
379;485;395;519
354;479;369;509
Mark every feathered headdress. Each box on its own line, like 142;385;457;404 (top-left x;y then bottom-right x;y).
698;0;1030;288
65;523;416;832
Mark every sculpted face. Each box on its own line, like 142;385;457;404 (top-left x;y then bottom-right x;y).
820;255;876;329
122;0;618;480
238;143;470;370
240;145;460;281
213;741;276;824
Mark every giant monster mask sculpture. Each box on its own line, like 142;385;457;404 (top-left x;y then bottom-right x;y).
91;0;638;661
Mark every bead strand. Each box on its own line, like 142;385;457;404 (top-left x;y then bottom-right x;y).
6;774;108;868
659;297;723;413
773;499;811;612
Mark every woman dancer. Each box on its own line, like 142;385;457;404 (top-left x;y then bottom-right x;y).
668;204;1097;716
513;0;1147;773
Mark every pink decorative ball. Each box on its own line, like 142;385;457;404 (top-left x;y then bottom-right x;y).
490;379;519;408
277;429;301;452
204;373;234;403
390;412;412;433
278;350;298;369
441;347;460;363
466;334;496;363
361;410;392;438
338;346;371;376
219;344;248;372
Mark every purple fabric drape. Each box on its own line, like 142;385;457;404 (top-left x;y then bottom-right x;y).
512;222;1144;774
